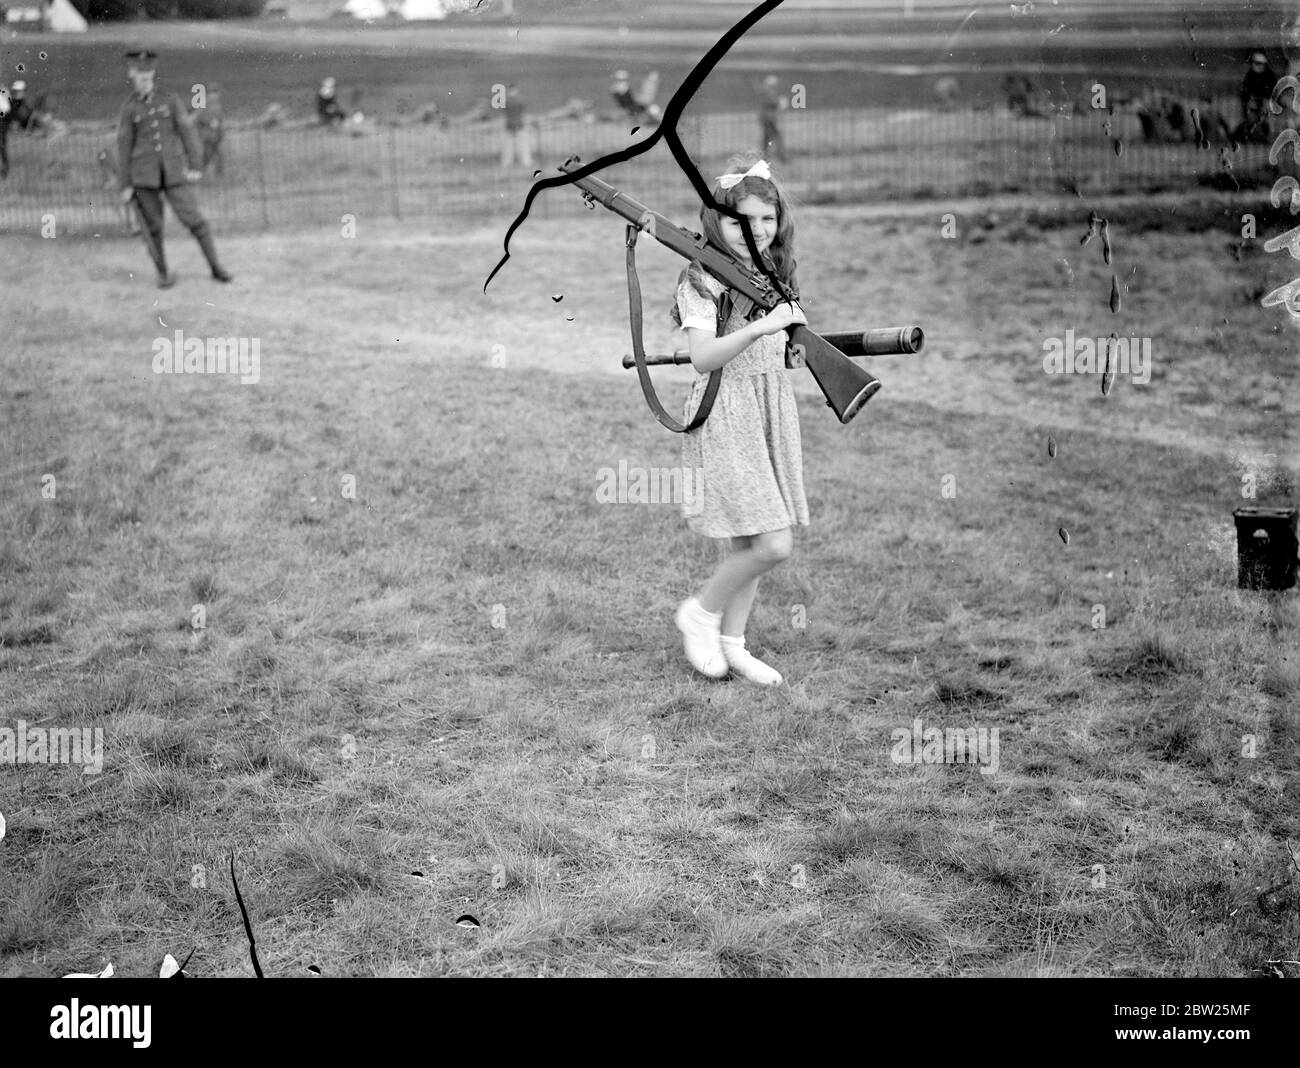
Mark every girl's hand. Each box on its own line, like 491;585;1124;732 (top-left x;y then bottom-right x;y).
752;301;807;337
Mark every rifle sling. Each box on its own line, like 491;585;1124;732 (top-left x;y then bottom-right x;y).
625;224;726;433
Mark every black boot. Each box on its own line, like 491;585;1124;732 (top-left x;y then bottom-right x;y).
193;222;232;283
144;232;172;287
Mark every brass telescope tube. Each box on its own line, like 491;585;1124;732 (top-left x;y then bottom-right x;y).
622;325;924;368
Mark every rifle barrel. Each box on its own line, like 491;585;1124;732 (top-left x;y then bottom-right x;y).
558;159;653;230
557;157;779;311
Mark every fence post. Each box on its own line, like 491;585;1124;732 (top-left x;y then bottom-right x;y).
254;127;270;230
388;126;401;220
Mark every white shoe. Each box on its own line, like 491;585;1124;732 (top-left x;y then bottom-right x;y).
674;597;728;679
720;635;783;686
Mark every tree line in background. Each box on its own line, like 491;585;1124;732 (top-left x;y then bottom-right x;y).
70;0;268;19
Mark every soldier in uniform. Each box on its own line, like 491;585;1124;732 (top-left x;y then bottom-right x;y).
758;74;788;163
116;47;231;288
0;84;10;179
610;70;638;122
499;83;531;168
189;80;224;178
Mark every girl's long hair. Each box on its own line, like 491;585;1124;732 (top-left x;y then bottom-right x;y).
671;151;798;328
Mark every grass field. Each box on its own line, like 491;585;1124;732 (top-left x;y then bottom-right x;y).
1;199;1297;976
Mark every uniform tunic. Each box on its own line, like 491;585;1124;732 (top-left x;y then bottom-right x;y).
116;88;202;191
675;263;809;539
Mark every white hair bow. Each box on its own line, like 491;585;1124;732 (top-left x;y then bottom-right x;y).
715;160;771;190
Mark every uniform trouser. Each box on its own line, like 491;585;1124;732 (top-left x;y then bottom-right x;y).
500;127;532;167
761;119;786;162
133;183;224;276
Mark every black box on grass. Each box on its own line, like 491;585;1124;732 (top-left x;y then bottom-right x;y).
1233;506;1298;591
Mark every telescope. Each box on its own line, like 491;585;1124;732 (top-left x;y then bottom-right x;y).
621;325;925;368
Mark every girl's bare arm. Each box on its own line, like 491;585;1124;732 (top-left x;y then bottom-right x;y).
685;302;806;373
685;323;762;373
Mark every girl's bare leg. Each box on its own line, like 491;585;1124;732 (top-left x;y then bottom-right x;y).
705;531;791;686
721;576;760;638
697;529;792;618
679;530;791;685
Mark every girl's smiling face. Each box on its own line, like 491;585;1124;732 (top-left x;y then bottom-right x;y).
719;194;778;262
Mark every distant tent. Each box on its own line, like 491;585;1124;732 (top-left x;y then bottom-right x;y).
47;0;88;32
3;3;44;26
344;0;389;18
343;0;461;21
399;0;450;18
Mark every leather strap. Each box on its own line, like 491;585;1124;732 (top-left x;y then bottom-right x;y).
625;224;726;433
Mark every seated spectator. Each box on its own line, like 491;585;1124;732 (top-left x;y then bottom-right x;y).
1165;94;1190;141
611;70;637;119
610;70;661;128
1236;51;1278;143
933;75;960;110
635;70;662;124
9;80;45;132
317;77;346;126
1135;86;1194;142
1002;73;1045;117
1193;95;1232;147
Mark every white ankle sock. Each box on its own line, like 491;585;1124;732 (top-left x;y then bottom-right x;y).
689;600;722;625
720;634;783;686
675;598;727;679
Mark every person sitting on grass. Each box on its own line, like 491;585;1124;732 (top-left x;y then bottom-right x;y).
1236;51;1279;144
9;81;39;132
317;77;347;126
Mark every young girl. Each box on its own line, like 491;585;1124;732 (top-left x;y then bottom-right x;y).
672;154;808;686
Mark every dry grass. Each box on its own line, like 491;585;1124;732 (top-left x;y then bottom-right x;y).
0;200;1296;977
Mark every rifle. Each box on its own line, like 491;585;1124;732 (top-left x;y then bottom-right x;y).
558;157;921;428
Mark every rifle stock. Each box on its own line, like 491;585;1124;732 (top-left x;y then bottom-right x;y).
788;325;879;422
558;157;901;424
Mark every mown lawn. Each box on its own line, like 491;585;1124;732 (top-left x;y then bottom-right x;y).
0;203;1297;976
